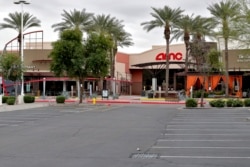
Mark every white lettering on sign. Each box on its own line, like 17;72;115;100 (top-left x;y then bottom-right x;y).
25;65;36;69
237;54;250;62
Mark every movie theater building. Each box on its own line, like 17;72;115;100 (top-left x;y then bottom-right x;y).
2;41;250;98
117;44;250;97
125;44;186;95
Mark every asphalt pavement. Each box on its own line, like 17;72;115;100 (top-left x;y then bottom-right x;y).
1;99;250;166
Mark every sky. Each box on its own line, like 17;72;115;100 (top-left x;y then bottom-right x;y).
0;0;221;53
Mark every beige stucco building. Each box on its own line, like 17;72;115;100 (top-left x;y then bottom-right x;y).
1;37;250;97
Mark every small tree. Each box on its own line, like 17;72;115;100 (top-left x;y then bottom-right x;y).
49;28;86;103
0;53;23;104
84;33;112;79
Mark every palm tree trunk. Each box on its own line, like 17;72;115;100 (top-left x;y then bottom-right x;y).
200;74;206;107
165;39;170;99
184;39;189;95
15;81;18;104
224;38;229;97
111;47;117;78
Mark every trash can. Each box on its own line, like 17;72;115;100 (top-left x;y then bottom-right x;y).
141;90;146;96
148;92;153;98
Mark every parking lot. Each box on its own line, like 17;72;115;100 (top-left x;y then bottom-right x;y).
0;104;250;167
142;107;250;166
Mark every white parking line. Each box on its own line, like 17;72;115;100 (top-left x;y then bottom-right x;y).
152;146;250;149
159;155;250;159
173;118;250;120
166;129;250;131
163;133;250;136
169;122;250;124
167;124;250;126
158;139;249;141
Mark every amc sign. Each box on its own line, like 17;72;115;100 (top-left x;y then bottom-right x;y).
155;52;183;61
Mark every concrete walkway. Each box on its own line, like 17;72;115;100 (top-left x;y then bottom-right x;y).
0;95;188;112
36;95;187;105
0;103;49;112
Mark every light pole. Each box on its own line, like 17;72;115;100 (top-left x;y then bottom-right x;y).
14;0;30;97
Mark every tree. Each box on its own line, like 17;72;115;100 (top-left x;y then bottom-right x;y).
172;14;195;73
141;6;184;98
84;33;113;78
0;53;23;103
207;49;223;72
233;0;250;47
51;9;93;32
49;29;86;103
89;14;133;78
0;12;41;54
207;0;241;97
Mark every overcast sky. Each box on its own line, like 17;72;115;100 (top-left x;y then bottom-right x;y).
0;0;221;53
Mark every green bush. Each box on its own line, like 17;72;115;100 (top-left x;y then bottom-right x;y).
194;91;201;98
185;98;198;107
56;96;65;104
2;96;8;103
232;99;243;107
244;99;250;107
214;90;225;95
193;90;209;98
209;100;216;107
209;99;225;108
226;99;234;107
23;95;35;103
6;97;16;105
216;99;225;108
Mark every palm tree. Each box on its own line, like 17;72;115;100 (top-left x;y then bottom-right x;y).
141;6;184;98
0;12;41;54
51;9;93;32
207;0;241;97
89;14;133;78
172;14;196;73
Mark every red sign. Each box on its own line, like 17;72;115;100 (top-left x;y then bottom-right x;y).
155;52;183;61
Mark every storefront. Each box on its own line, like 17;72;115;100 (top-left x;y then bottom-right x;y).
2;41;250;98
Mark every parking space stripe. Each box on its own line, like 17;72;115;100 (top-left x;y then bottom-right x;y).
152;146;250;149
163;133;250;136
158;139;249;141
159;156;250;159
166;129;250;132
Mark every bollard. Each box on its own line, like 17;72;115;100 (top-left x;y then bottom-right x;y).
92;98;96;105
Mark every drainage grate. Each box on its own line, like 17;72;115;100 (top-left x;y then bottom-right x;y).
130;153;159;159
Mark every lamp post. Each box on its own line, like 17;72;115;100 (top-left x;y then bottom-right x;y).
14;0;30;97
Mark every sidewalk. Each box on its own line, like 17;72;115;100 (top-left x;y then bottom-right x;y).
35;95;187;105
0;103;49;112
0;95;187;112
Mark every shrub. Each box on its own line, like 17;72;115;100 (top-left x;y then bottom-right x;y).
209;99;225;108
209;100;216;107
194;91;201;98
2;96;8;103
23;95;35;103
185;98;198;107
226;99;234;107
194;90;209;98
214;90;225;95
232;99;243;107
244;99;250;107
215;99;225;108
56;96;65;104
6;97;16;105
